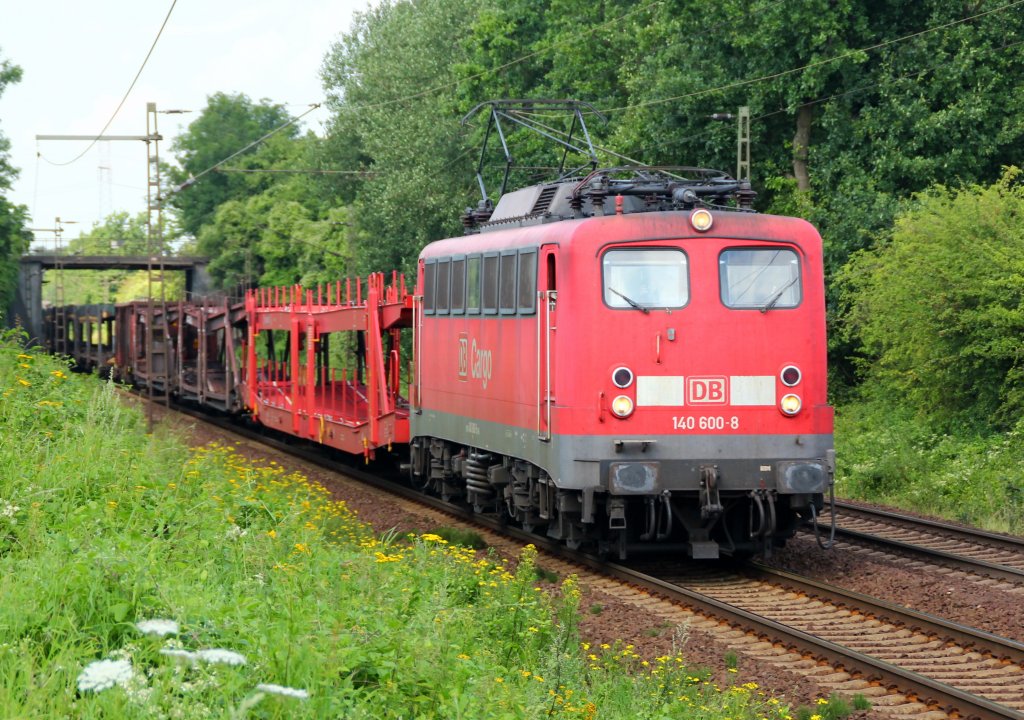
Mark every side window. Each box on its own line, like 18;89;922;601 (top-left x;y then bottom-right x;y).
719;248;801;309
423;261;436;315
517;249;537;314
482;253;499;315
450;257;466;314
499;251;517;314
466;255;481;315
436;259;451;314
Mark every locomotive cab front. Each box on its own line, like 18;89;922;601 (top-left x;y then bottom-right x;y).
563;211;834;558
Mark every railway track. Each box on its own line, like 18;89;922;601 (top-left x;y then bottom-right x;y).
811;501;1024;587
636;560;1024;720
148;397;1024;720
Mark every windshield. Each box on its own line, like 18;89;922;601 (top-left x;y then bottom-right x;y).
719;248;801;309
602;249;689;310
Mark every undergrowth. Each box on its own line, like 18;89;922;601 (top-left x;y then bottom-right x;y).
0;331;835;719
835;399;1024;534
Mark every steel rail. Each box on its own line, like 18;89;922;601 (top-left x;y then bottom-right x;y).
811;502;1024;583
745;564;1024;666
832;500;1024;552
823;526;1024;584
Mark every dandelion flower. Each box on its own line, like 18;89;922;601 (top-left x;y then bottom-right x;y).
77;659;134;693
136;619;179;637
195;648;247;666
255;683;310;699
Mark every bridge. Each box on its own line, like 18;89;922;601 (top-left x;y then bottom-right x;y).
7;254;211;344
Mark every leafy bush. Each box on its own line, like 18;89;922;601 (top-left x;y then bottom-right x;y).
839;168;1024;433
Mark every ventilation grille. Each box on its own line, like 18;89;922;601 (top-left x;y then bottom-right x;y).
531;185;558;214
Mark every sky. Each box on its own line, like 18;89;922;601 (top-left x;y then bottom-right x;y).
0;0;374;251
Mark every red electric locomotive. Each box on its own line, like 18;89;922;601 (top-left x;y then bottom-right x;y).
407;165;834;559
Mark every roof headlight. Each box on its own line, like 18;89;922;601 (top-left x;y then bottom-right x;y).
690;208;714;232
780;393;802;416
611;395;634;418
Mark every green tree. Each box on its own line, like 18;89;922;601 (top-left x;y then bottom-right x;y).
321;0;482;275
840;168;1024;432
168;93;299;238
0;50;30;319
196;185;353;293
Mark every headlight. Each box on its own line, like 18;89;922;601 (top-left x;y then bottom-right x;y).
780;393;802;416
612;366;634;389
780;365;801;387
611;395;634;418
690;208;713;232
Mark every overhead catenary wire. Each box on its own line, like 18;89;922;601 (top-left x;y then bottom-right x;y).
175;0;1024;193
214;168;378;176
170;103;321;194
39;0;178;167
151;0;782;189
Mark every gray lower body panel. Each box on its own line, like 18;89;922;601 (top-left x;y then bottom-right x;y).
412;408;833;495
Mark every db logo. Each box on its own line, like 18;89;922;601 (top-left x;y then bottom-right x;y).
688;377;727;405
457;335;469;380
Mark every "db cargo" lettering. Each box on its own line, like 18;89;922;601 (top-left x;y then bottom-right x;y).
457;334;492;389
687;377;727;404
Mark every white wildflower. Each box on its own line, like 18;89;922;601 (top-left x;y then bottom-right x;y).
225;524;247;540
77;659;134;693
110;646;135;661
122;673;153;704
194;648;246;666
0;500;19;519
136;619;179;637
255;683;310;699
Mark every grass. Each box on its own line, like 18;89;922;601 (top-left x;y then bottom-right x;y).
834;400;1024;534
0;330;848;718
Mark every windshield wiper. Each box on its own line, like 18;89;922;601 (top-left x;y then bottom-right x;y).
760;276;800;313
609;287;650;314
